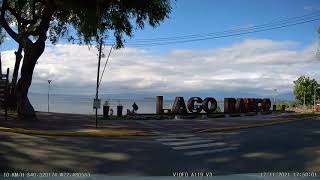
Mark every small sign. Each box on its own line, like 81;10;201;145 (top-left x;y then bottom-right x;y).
93;99;101;109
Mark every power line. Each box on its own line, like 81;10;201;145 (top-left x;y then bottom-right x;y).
123;11;320;43
127;17;320;46
59;11;320;47
98;45;113;87
125;16;320;47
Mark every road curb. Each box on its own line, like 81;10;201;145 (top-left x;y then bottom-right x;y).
0;127;156;137
194;116;318;133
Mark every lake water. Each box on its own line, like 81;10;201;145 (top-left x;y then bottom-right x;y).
29;94;224;115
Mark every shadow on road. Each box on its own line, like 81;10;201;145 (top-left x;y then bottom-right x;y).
201;120;320;175
0;117;320;175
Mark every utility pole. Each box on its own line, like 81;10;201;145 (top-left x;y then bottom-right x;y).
95;38;103;128
48;80;52;112
314;86;316;111
304;91;306;109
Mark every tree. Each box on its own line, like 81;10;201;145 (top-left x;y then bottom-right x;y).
293;76;319;106
0;0;172;120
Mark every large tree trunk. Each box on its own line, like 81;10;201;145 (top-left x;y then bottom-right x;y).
16;42;45;120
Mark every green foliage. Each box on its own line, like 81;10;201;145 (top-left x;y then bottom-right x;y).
56;0;172;48
276;102;289;110
215;105;221;113
0;0;172;117
1;0;172;48
293;76;319;105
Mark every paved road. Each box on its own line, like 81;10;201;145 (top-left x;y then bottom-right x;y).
0;118;320;177
0;112;299;133
93;113;303;134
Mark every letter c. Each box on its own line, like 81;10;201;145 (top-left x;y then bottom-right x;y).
187;97;203;113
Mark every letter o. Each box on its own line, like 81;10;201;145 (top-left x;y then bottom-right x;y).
202;97;217;113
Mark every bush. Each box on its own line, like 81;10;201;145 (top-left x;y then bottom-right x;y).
276;102;289;110
215;106;221;113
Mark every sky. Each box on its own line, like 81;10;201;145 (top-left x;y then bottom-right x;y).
1;0;320;100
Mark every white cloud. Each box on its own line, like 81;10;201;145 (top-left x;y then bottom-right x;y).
1;39;319;97
304;5;320;11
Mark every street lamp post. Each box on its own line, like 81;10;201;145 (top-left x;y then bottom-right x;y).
303;78;306;109
315;86;319;111
273;89;278;106
48;80;52;112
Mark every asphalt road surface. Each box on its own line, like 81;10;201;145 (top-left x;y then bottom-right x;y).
0;118;320;177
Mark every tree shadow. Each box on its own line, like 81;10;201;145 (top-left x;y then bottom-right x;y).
202;120;320;175
1;116;320;176
0;131;201;176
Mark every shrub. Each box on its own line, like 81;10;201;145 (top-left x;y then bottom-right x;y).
276;102;289;110
215;106;221;113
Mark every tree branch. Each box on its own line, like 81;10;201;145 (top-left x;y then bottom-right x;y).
0;0;32;47
31;0;46;25
35;0;54;43
7;5;37;25
0;0;20;42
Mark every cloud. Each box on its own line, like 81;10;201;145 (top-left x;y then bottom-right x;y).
1;39;319;97
304;5;320;12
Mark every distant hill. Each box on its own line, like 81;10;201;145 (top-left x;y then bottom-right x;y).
29;91;296;101
276;92;295;101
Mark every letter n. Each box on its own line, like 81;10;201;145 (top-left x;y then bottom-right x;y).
224;98;236;114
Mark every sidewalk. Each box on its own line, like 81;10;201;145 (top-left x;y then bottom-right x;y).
0;112;154;136
0;111;318;136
